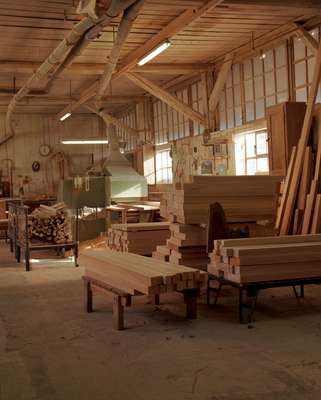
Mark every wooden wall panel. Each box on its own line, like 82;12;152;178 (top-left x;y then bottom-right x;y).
0;113;107;196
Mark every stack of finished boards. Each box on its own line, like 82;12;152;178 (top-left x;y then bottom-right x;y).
81;249;208;295
107;222;170;255
153;223;209;270
208;234;321;283
160;176;282;224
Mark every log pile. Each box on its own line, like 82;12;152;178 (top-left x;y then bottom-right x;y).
81;249;208;295
160;176;282;224
153;223;209;270
208;234;321;283
28;203;72;244
107;222;170;255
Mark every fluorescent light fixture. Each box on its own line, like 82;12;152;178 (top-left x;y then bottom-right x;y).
61;139;109;145
60;112;71;121
138;40;171;66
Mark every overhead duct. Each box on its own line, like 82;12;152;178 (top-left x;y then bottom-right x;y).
4;0;139;140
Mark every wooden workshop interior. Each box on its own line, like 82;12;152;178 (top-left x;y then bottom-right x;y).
2;1;321;399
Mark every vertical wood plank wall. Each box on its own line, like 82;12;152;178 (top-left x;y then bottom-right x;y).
0;113;107;195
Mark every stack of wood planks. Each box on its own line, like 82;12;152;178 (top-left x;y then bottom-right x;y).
107;222;170;255
208;234;321;283
277;38;321;235
160;176;282;224
28;203;72;244
81;249;208;295
153;223;209;269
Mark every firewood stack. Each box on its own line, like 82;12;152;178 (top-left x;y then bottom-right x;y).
153;223;209;270
28;203;72;244
208;235;321;283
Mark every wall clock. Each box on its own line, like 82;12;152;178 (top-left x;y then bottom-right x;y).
39;144;51;157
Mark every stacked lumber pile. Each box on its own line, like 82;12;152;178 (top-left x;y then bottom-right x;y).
107;222;170;255
153;223;209;269
28;203;72;244
208;234;321;283
277;39;321;235
81;249;208;295
160;176;282;224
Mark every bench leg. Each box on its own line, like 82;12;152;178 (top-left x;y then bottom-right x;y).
184;289;198;319
85;281;93;313
25;249;30;272
16;245;21;263
113;295;124;330
151;294;160;306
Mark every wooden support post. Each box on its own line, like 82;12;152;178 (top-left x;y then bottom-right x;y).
113;295;125;330
85;281;93;313
184;289;198;319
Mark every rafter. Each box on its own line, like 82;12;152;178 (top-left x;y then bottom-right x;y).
294;22;318;56
126;72;208;127
86;105;139;137
209;55;233;114
57;0;224;117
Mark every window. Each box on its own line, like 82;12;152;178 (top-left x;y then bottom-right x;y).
293;27;321;103
218;43;289;129
234;129;269;175
219;63;243;130
155;147;172;184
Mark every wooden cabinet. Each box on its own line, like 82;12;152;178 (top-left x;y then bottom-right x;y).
266;102;306;176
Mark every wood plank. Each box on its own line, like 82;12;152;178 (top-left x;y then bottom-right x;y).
279;39;321;234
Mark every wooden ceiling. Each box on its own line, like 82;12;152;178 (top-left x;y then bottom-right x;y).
0;0;320;115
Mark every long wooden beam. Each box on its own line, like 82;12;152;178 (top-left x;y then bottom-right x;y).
126;72;208;127
0;62;213;76
293;22;318;56
57;0;223;117
86;105;139;137
209;55;233;113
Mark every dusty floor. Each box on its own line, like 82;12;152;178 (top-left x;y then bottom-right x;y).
1;243;321;400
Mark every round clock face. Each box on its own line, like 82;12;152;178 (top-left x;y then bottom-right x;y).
39;144;51;157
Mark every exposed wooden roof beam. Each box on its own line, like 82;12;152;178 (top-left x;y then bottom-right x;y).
126;72;208;127
4;0;136;139
293;22;319;56
0;61;212;76
86;104;139;137
57;0;224;117
209;55;233;114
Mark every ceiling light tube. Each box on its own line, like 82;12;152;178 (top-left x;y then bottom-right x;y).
61;139;109;145
60;112;71;121
138;40;171;66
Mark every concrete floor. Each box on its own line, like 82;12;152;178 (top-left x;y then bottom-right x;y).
1;243;321;400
